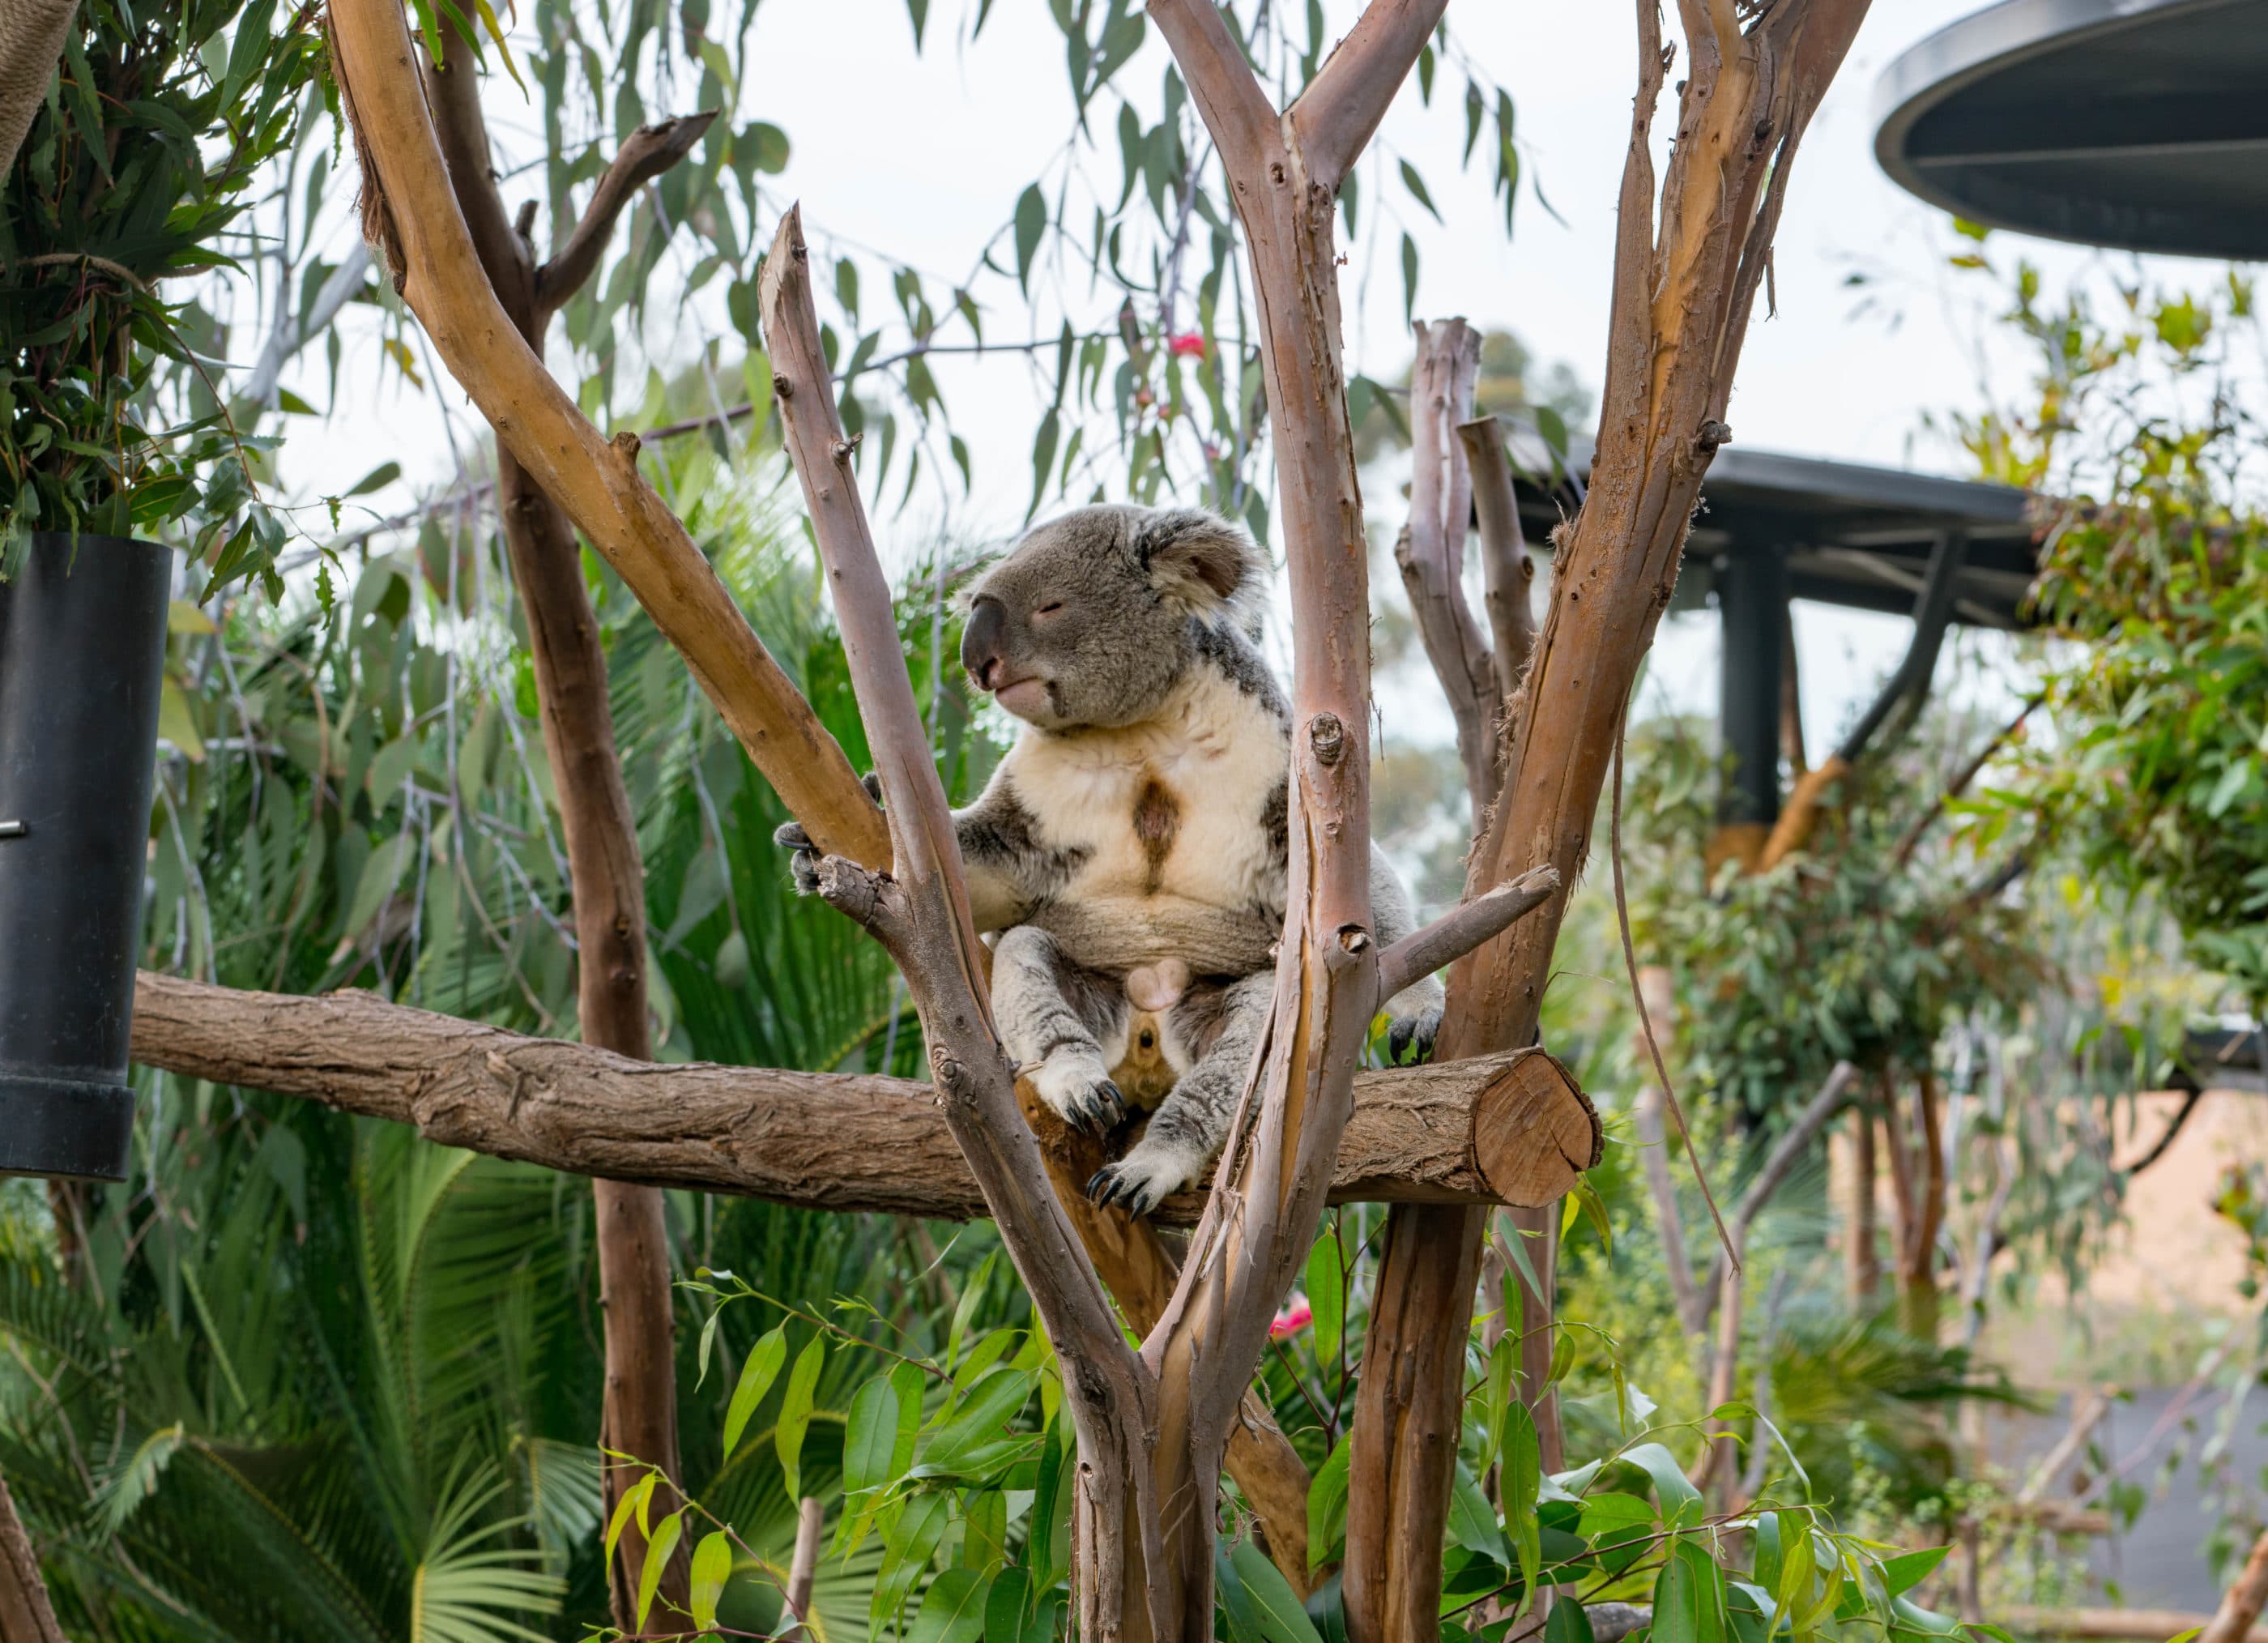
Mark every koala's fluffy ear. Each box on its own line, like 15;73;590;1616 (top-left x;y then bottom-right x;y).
1133;510;1264;616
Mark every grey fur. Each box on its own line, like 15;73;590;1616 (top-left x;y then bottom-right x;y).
781;503;1443;1216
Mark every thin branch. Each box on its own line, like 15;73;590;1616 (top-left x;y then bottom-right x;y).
1834;528;1968;765
1287;0;1452;190
1611;715;1737;1269
1375;866;1558;1001
537;111;718;314
2116;1089;2202;1175
1892;693;2042;869
1698;1061;1858;1308
781;1497;823;1640
760;203;1158;1636
242;242;372;408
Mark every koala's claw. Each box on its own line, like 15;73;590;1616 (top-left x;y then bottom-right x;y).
1069;1078;1128;1137
1085;1159;1169;1217
1085;1132;1206;1217
1388;1005;1442;1065
1030;1052;1127;1137
774;775;885;895
773;820;821;894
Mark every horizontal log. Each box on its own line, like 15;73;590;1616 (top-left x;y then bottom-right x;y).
128;971;1601;1224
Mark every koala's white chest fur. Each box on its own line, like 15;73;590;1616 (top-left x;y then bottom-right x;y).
1004;666;1287;975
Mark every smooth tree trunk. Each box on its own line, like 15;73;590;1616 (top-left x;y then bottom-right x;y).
420;49;710;1629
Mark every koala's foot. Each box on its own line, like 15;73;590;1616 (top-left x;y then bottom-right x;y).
1085;1128;1209;1217
1388;1005;1442;1065
1030;1044;1127;1137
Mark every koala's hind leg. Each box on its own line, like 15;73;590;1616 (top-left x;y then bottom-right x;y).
1088;971;1273;1217
992;926;1131;1136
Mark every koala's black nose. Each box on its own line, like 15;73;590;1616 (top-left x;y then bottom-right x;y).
961;595;1006;690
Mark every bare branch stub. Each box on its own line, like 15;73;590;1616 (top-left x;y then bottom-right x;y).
538;110;719;315
1375;866;1558;1002
1456;416;1537;709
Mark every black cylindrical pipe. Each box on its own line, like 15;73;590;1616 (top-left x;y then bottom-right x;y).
0;531;172;1180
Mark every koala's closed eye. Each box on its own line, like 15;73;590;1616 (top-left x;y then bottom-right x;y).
1033;601;1064;618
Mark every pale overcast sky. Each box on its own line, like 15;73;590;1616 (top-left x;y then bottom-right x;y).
276;2;2233;753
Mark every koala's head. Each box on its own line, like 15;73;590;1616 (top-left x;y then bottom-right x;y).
959;505;1265;731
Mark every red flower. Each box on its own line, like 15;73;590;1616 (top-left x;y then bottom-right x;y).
1269;1294;1314;1339
1167;331;1208;359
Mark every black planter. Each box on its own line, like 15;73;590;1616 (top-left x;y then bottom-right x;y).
0;531;172;1180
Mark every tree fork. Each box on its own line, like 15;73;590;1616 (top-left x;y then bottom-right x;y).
1345;6;1876;1638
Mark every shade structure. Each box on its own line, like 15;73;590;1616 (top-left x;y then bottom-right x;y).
1509;437;2036;830
1513;438;2037;629
1875;0;2268;261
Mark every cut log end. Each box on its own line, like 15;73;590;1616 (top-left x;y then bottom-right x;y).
1469;1050;1602;1208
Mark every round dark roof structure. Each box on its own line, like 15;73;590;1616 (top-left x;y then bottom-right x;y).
1875;0;2268;260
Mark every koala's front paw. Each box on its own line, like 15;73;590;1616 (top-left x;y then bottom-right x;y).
774;775;886;894
1031;1046;1127;1137
1388;1005;1442;1065
1086;1132;1208;1217
772;819;822;894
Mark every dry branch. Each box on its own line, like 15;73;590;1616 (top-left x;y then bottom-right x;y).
761;205;1167;1643
130;971;1597;1223
326;0;888;869
1376;868;1557;1002
1396;319;1497;815
537;112;717;314
1458;416;1537;709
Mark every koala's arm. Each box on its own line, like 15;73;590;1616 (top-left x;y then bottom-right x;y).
773;771;1029;932
1371;843;1445;1057
949;769;1057;934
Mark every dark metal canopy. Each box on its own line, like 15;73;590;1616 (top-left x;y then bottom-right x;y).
1513;439;2040;628
1511;439;2037;830
1875;0;2268;261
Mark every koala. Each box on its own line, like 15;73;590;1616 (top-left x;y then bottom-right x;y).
780;504;1441;1215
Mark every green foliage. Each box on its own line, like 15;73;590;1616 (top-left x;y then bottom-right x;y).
1620;719;2040;1125
1936;248;2266;1009
0;0;318;583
